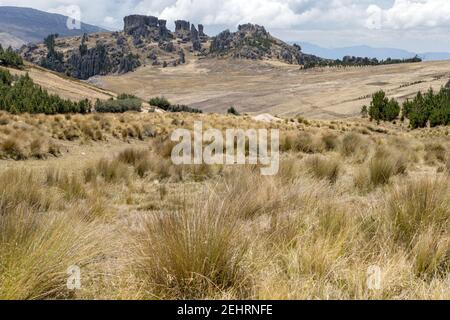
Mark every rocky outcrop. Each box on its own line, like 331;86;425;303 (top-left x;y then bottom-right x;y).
118;53;141;74
124;15;172;41
190;25;202;51
210;30;232;53
67;43;112;79
209;23;316;65
175;20;190;37
198;24;206;37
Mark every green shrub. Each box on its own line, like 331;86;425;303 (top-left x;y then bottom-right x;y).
95;98;142;113
227;107;240;116
149;96;171;109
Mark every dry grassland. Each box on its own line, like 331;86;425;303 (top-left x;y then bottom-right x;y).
0;111;449;300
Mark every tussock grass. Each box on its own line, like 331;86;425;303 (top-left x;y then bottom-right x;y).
304;155;341;183
424;142;447;165
355;147;408;189
386;177;450;247
133;202;251;299
0;207;105;299
84;159;130;183
341;132;370;162
0;169;56;212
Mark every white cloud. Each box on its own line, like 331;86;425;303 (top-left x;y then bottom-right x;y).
367;0;450;29
2;0;450;51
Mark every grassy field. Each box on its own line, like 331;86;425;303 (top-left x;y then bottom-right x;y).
0;110;449;299
97;58;450;119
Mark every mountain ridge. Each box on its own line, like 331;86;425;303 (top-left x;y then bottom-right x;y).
0;6;107;48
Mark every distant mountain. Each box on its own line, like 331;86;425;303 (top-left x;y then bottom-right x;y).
293;42;450;62
0;6;107;48
420;52;450;61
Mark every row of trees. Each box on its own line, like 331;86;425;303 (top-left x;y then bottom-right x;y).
149;96;203;113
0;68;90;114
95;95;142;113
0;45;23;68
305;55;422;69
363;88;450;128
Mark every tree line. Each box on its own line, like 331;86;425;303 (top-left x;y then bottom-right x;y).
362;88;450;128
305;55;422;69
0;68;90;114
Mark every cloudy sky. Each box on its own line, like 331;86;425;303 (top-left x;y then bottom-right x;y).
1;0;450;52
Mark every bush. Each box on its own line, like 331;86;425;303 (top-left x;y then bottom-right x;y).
149;96;171;109
95;98;142;113
227;107;240;116
165;104;202;113
149;96;202;113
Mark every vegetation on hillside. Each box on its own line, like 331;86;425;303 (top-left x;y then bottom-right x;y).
0;68;91;114
364;88;450;128
0;44;24;68
305;55;422;69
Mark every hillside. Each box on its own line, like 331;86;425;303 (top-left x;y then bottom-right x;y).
0;6;106;48
20;14;324;80
1;62;115;102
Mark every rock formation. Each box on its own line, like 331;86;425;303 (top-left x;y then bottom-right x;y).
175;20;190;38
124;15;172;41
190;25;202;51
67;43;112;79
209;23;320;65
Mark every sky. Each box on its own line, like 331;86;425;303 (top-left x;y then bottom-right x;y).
1;0;450;52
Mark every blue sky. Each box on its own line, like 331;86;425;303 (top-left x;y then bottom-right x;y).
2;0;450;52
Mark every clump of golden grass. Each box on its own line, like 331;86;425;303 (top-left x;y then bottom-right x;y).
424;142;447;165
386;177;450;247
341;132;370;162
0;207;105;299
355;146;407;189
0;169;56;212
304;155;341;183
133;202;250;299
84;158;130;184
0;168;107;300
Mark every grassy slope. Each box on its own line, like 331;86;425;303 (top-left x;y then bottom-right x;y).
2;62;116;102
0;111;449;299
